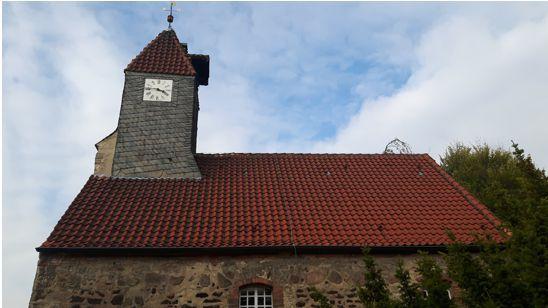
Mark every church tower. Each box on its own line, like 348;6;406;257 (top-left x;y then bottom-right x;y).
95;29;209;178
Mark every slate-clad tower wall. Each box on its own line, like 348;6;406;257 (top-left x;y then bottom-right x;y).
111;72;201;178
110;29;205;179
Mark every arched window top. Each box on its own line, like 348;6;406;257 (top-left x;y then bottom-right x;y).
239;285;273;308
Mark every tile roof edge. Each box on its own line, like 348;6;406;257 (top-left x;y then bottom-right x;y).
124;68;195;76
421;154;504;232
36;244;481;254
194;152;429;156
90;174;203;181
38;175;98;249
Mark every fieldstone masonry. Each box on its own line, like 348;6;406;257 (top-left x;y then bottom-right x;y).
29;253;439;307
111;71;201;179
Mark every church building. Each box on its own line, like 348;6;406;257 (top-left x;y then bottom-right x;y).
30;20;502;308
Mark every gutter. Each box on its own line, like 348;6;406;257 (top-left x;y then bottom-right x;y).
35;244;487;256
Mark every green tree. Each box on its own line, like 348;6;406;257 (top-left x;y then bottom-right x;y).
416;252;453;308
442;142;548;307
394;260;424;308
440;142;547;226
309;287;332;308
311;250;454;308
358;247;394;307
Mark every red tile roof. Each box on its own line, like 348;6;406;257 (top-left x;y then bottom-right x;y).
40;154;503;250
125;30;196;76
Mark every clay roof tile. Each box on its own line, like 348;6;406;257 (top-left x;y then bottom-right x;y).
125;29;196;76
39;153;504;249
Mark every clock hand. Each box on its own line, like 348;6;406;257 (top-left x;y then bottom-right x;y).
145;87;166;93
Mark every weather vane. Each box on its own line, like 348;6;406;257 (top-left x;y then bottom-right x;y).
163;2;181;29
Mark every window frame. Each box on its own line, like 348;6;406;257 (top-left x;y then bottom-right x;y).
239;285;273;308
228;277;283;308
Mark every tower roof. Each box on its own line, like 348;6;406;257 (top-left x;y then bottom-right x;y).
125;30;196;76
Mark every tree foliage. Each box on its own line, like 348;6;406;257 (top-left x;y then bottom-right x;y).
415;252;453;308
312;249;453;308
358;247;394;307
394;260;424;308
440;142;547;226
309;287;332;308
396;260;424;308
442;142;548;307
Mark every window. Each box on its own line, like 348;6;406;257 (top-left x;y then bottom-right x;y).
239;285;273;308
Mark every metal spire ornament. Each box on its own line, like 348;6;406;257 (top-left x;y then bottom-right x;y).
163;2;180;29
384;138;413;154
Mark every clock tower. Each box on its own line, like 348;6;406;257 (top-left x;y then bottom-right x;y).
99;29;209;178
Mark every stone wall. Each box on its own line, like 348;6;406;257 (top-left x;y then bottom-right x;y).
29;252;442;308
111;72;201;179
94;131;117;176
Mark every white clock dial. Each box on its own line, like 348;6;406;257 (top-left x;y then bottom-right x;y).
143;79;173;102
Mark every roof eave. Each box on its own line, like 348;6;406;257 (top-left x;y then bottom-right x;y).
35;244;492;256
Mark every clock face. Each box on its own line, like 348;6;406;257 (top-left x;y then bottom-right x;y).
143;79;173;102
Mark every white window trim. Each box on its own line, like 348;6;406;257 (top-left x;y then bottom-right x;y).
239;285;273;308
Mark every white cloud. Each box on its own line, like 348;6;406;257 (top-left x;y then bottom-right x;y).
315;14;548;169
183;3;441;153
198;71;277;152
3;4;126;306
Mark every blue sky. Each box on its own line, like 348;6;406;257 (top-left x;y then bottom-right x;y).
3;2;548;306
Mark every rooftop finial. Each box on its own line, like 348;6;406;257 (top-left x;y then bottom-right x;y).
163;2;180;29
